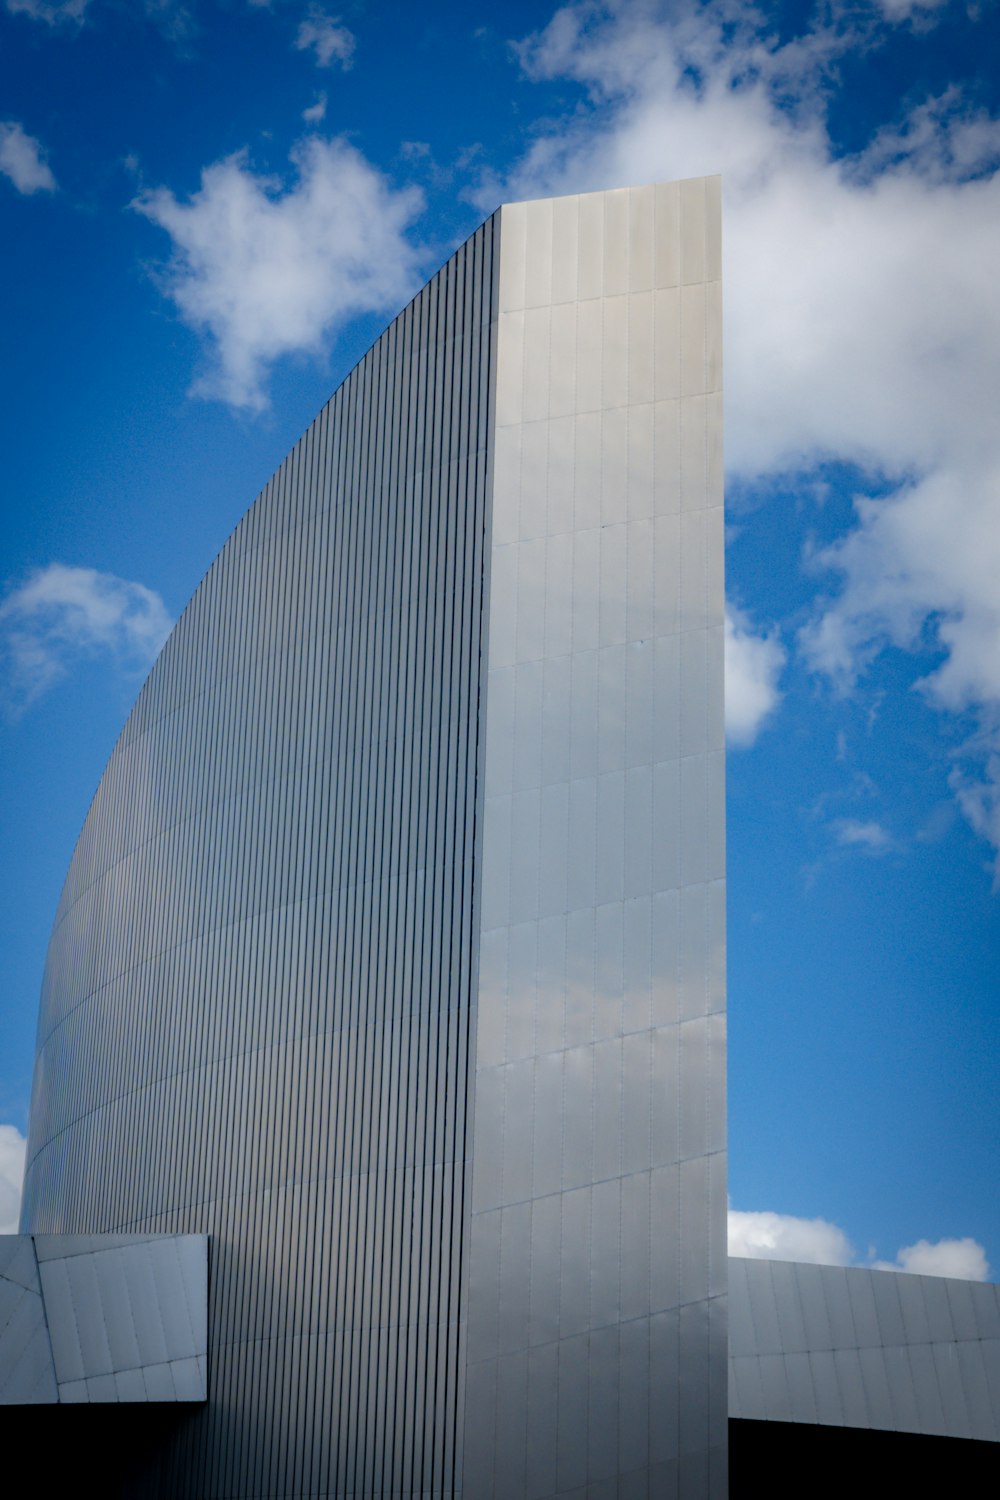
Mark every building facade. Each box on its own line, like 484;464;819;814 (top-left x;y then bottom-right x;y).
20;180;726;1497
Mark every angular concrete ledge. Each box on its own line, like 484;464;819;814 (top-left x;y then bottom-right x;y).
0;1234;207;1405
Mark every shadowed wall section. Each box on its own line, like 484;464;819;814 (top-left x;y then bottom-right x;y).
22;217;498;1498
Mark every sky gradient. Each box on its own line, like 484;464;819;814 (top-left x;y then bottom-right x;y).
1;0;998;1280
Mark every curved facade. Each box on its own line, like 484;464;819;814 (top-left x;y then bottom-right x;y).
730;1256;1000;1442
21;181;726;1498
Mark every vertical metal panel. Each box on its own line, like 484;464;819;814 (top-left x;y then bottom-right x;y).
464;180;726;1497
22;218;499;1495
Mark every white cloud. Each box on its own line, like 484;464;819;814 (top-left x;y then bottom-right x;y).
728;1208;854;1266
0;563;172;711
134;136;423;409
487;0;1000;868
4;0;88;23
302;92;328;124
831;817;894;853
725;605;785;747
0;1125;26;1235
730;1208;991;1280
876;1236;991;1280
295;7;354;69
0;121;57;195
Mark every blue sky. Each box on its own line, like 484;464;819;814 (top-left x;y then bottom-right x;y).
1;0;998;1278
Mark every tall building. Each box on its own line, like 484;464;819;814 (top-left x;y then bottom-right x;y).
17;179;727;1496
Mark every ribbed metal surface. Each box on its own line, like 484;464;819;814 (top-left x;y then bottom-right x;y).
730;1256;1000;1444
22;215;498;1497
463;181;727;1499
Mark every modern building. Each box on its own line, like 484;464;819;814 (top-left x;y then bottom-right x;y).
5;178;995;1497
14;180;727;1497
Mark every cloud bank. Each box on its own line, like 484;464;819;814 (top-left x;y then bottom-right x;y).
0;563;172;711
134;136;424;409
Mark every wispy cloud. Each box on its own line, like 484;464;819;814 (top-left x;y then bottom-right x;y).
6;0;196;37
0;121;57;194
729;1207;990;1280
294;7;354;69
4;0;89;24
302;92;328;124
0;1125;26;1235
0;563;172;713
856;87;1000;183
134;136;423;409
952;729;1000;874
831;817;895;854
725;605;785;748
872;0;948;22
137;0;196;44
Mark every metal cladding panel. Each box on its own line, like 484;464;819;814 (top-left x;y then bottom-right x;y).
0;1233;206;1404
0;1237;57;1405
729;1256;1000;1444
463;180;727;1498
37;1234;208;1395
21;217;498;1495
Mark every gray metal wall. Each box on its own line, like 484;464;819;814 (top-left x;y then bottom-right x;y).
464;182;727;1499
730;1256;1000;1444
21;181;727;1498
22;216;498;1497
